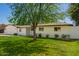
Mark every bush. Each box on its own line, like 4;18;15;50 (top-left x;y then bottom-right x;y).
13;33;18;35
38;33;42;38
46;34;49;38
61;34;70;39
54;34;59;38
61;34;66;38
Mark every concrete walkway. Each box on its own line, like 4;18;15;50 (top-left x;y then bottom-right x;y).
0;34;11;36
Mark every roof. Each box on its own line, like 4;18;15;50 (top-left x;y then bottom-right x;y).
37;23;73;26
16;25;30;28
0;24;7;30
0;23;73;30
15;22;73;28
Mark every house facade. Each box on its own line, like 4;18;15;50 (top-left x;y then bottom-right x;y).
0;23;79;39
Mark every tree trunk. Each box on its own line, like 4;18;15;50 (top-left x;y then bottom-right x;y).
33;28;36;40
32;23;37;40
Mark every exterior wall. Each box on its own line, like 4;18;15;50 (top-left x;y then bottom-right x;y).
4;25;17;34
69;26;79;39
17;27;31;36
4;25;79;39
36;26;79;39
4;25;31;36
17;28;26;36
36;26;70;37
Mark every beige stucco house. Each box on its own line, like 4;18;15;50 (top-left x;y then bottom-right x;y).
0;22;79;39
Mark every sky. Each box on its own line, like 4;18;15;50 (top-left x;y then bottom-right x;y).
0;3;73;24
59;3;73;24
0;4;11;24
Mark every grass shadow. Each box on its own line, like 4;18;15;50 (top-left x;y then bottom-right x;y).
37;37;79;42
0;39;47;56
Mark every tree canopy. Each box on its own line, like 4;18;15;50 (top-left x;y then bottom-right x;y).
68;3;79;25
9;3;64;25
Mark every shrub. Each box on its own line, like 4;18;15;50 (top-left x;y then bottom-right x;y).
46;34;49;38
61;34;70;39
38;33;42;38
13;33;18;35
54;34;59;38
62;34;66;38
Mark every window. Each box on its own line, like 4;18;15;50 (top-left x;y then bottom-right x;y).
39;27;44;31
19;28;21;32
54;27;61;31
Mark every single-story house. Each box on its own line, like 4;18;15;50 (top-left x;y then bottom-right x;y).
0;22;79;39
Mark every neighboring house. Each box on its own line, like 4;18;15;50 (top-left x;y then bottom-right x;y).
0;22;79;39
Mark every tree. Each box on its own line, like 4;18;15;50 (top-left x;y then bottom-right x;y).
9;3;64;40
68;3;79;25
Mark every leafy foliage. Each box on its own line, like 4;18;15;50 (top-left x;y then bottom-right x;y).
68;3;79;25
9;3;64;25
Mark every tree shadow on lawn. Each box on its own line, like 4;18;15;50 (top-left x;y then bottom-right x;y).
0;39;47;56
0;37;78;56
40;37;79;42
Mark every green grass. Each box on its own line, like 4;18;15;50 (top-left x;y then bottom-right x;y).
0;36;79;56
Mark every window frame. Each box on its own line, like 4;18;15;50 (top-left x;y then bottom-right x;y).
54;27;61;31
39;27;44;31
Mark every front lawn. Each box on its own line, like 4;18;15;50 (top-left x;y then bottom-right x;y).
0;36;79;56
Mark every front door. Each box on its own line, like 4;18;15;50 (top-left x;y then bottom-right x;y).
26;27;30;36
